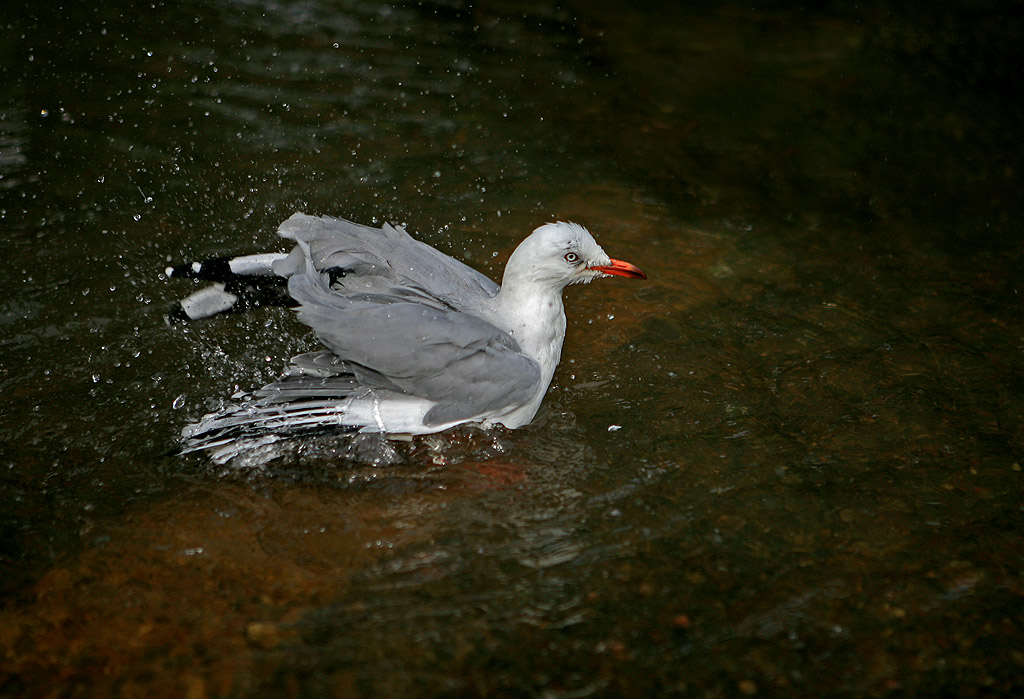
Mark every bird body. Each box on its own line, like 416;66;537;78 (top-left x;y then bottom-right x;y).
168;213;644;452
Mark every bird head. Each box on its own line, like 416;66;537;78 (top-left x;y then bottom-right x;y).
502;221;646;291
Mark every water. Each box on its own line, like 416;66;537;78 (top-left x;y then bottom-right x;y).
2;1;1023;696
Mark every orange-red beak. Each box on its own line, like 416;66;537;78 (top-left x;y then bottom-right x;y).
589;258;647;279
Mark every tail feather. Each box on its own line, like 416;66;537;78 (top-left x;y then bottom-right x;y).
178;397;363;454
178;362;364;454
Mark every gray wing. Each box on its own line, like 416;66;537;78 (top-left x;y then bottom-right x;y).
287;240;541;426
271;213;499;311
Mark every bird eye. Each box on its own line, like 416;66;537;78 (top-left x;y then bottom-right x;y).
564;252;580;264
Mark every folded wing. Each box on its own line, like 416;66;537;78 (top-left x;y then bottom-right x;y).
286;238;541;426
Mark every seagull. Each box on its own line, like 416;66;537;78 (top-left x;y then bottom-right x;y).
167;213;645;453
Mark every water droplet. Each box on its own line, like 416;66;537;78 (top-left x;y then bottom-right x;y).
172;394;186;409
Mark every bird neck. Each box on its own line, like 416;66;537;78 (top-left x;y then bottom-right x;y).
492;280;567;385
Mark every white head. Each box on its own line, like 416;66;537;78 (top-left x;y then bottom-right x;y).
501;221;645;291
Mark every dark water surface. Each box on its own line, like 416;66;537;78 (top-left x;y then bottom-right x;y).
2;1;1023;696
